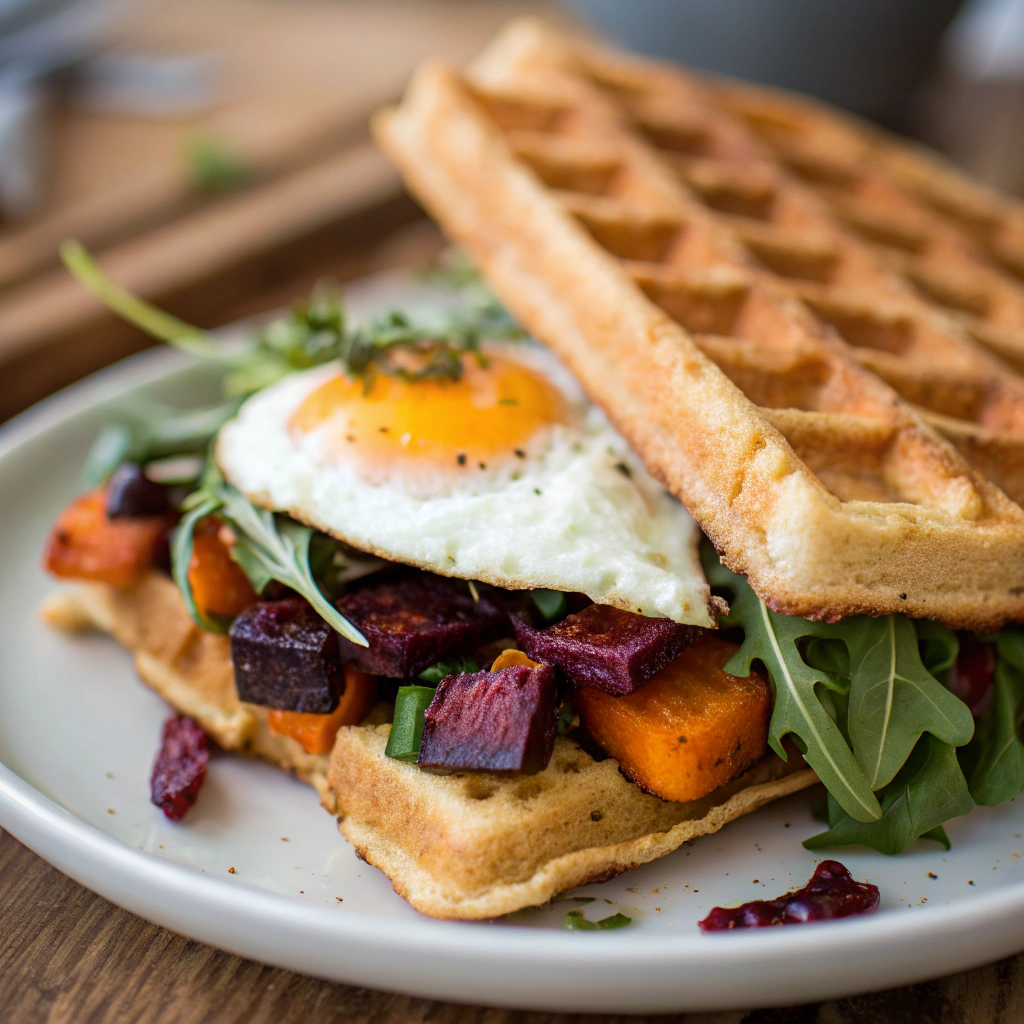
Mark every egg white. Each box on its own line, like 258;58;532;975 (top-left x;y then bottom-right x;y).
215;344;715;626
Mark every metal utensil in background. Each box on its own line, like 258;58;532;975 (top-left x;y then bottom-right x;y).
0;0;135;222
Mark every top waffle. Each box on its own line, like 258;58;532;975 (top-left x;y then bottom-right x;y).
374;18;1024;630
710;76;1024;375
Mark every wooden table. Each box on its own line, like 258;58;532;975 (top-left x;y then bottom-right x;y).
2;824;1023;1022
4;2;1024;1021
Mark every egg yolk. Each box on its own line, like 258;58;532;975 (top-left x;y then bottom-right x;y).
289;353;568;474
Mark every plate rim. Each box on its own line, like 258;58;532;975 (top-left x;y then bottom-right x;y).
2;336;1024;1012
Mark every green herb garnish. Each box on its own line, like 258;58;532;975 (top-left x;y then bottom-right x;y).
81;399;242;489
564;909;632;931
61;242;524;396
385;685;438;762
171;461;366;645
62;242;528;635
417;656;479;685
530;589;568;625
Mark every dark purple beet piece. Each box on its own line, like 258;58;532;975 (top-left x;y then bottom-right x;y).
514;603;700;695
105;462;171;518
418;664;558;774
336;573;511;678
151;715;209;822
229;598;343;713
698;861;880;932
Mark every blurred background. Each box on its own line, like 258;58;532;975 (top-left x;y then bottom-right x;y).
0;0;1021;420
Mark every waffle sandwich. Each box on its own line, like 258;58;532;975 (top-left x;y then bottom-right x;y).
39;20;1024;925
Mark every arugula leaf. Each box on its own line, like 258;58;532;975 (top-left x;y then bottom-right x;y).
844;615;974;790
82;423;136;489
995;628;1024;673
962;657;1024;806
704;550;880;822
169;464;367;645
81;399;243;488
804;735;972;854
914;620;959;680
216;485;367;646
921;825;952;850
803;636;849;684
171;494;228;634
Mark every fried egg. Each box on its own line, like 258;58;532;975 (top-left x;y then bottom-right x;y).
216;342;714;626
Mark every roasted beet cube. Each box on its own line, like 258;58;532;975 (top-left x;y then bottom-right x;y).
105;462;171;518
336;572;511;678
514;604;700;696
151;715;209;822
418;664;557;774
229;598;343;713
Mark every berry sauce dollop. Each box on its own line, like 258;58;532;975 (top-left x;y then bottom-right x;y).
698;860;880;932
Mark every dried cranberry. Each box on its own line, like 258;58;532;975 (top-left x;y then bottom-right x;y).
230;598;344;713
105;463;171;518
150;715;209;822
698;861;880;931
418;663;558;774
948;634;996;718
514;603;700;695
337;572;511;678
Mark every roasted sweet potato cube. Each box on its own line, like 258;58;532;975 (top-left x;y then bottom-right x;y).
188;517;259;619
418;664;558;774
230;598;344;713
578;634;770;802
43;488;174;588
268;666;377;754
337;572;511;677
514;603;700;695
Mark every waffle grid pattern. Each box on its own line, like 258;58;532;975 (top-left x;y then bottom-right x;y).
375;19;1024;628
711;77;1024;374
555;37;1024;508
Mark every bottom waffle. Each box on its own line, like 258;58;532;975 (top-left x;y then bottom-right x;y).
330;727;816;919
41;573;819;919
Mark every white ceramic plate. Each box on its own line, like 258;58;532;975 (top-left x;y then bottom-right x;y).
2;275;1024;1014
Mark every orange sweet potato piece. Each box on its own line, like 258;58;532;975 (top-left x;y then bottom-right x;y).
578;633;771;803
188;518;258;619
43;488;173;588
268;666;377;754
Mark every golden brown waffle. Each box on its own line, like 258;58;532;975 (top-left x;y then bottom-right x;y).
539;32;1024;509
710;76;1024;373
329;723;813;919
374;19;1024;629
